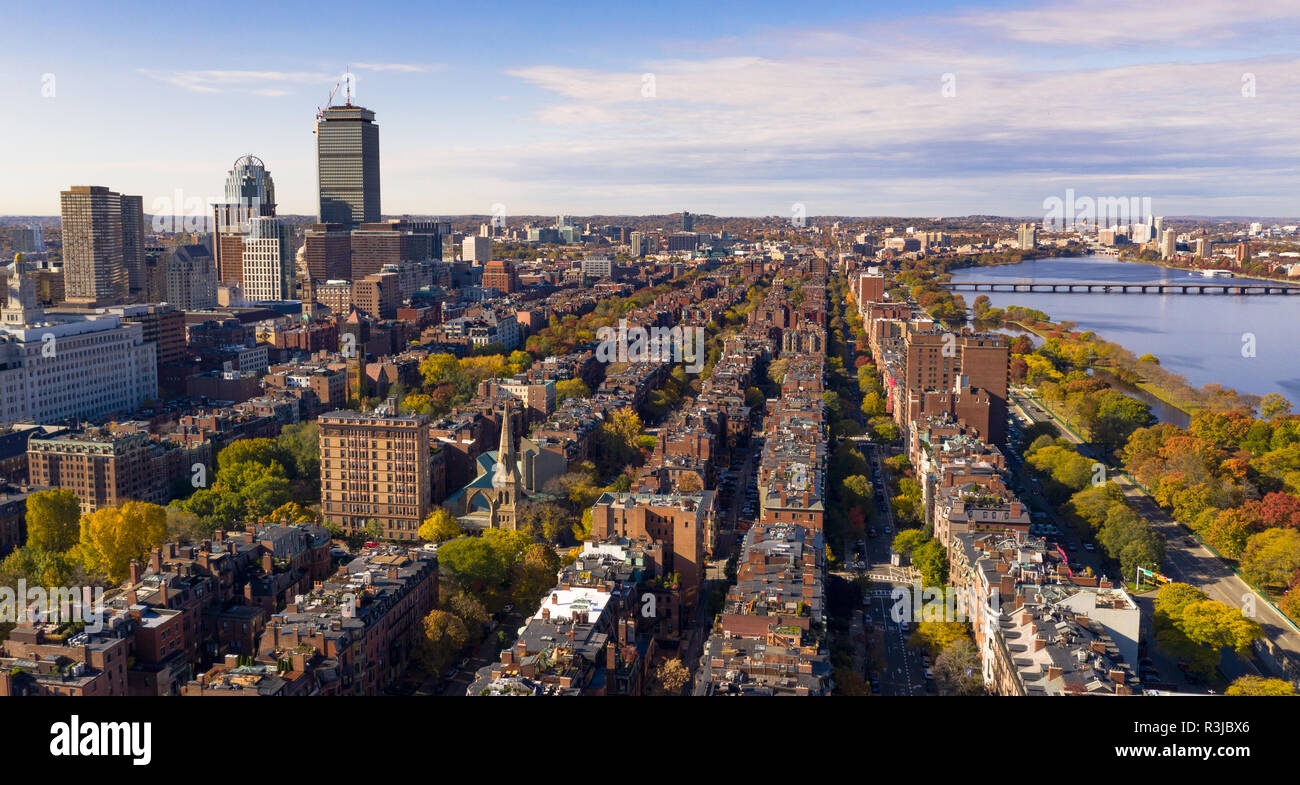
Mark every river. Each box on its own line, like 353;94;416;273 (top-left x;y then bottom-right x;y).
949;255;1300;415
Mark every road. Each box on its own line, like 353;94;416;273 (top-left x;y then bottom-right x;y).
1011;388;1300;681
833;438;928;695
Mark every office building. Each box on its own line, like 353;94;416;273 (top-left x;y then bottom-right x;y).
241;217;294;302
211;155;278;288
302;222;352;283
163;244;218;310
1160;228;1177;259
0;259;157;424
481;259;520;294
59;185;138;305
316;103;380;230
1017;223;1037;250
462;235;492;264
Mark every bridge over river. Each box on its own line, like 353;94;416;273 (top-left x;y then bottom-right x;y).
944;280;1300;295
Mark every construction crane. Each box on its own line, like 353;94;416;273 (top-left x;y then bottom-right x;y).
314;67;352;122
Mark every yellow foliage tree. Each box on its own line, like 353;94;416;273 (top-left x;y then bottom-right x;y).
79;501;168;582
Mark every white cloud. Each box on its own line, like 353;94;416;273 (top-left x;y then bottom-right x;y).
139;69;332;94
352;62;440;73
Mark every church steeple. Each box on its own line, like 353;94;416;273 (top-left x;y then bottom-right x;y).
492;398;523;490
490;398;525;530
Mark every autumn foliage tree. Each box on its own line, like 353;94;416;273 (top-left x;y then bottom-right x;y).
79;501;168;582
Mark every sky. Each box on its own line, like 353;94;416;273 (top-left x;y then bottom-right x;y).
1;0;1298;218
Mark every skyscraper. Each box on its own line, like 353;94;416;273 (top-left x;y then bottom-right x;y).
241;217;295;302
213;155;278;287
60;185;136;305
119;195;145;300
1160;228;1177;259
316;104;381;230
223;154;277;214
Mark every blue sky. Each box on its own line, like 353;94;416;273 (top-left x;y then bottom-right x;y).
2;0;1298;217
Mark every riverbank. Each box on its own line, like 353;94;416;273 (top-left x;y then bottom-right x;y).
950;255;1297;410
995;315;1202;417
1118;250;1299;286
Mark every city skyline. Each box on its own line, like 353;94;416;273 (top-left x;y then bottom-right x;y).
3;0;1299;218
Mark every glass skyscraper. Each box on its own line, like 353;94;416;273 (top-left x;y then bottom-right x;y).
223;154;277;216
316;103;380;230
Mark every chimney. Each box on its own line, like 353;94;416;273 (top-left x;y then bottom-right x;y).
1109;669;1126;684
1046;665;1062;680
541;607;550;620
618;618;628;645
551;593;558;605
1033;637;1046;652
126;588;138;607
129;561;142;585
606;643;616;672
149;547;162;573
262;552;273;573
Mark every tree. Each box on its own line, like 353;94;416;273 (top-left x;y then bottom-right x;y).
266;501;315;524
420;610;469;672
1224;675;1297;696
436;537;506;590
933;639;984;696
891;529;927;558
0;545;82;589
78;502;168;582
1154;583;1261;675
509;544;560;609
652;658;690;695
419;508;462;543
1241;528;1300;591
869;416;899;443
24;489;82;553
555;378;592;402
912;539;949;588
1260;393;1294;423
597;407;643;476
908;621;968;656
276;421;320;481
446;592;490;630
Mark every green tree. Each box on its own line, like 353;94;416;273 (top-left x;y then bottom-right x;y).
436;538;505;591
912;539;949;588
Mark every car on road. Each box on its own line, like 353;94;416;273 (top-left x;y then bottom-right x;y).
1083;543;1095;552
1066;542;1078;552
870;681;881;695
863;614;873;627
867;529;877;538
883;525;892;535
